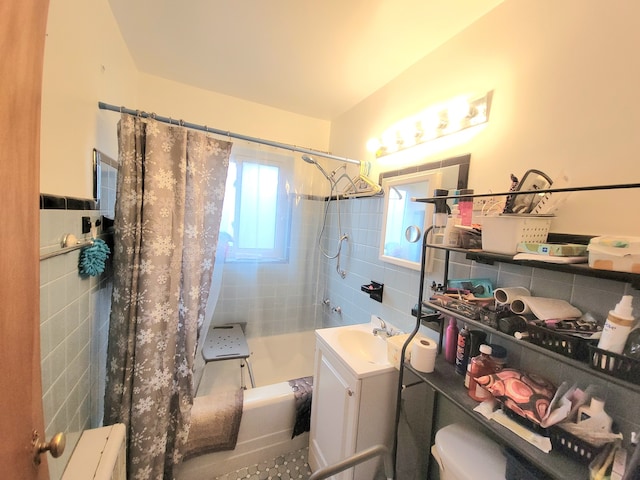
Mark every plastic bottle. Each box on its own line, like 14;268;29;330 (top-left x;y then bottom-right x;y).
597;295;636;354
458;188;474;226
467;344;494;401
577;397;612;432
444;317;459;364
444;204;461;247
455;325;470;375
464;330;487;388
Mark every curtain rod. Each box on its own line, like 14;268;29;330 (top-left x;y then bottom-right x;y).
98;101;361;166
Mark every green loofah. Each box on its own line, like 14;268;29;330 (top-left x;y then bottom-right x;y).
78;238;111;276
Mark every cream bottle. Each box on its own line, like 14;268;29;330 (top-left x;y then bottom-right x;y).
577;397;612;432
597;295;636;354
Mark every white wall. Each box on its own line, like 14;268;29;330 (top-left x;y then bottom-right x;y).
330;0;640;236
40;0;139;198
40;0;331;199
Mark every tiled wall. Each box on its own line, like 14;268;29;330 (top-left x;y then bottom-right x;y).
319;195;640;449
39;193;114;479
211;196;325;338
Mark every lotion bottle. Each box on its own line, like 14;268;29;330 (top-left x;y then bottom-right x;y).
598;295;636;354
577;397;612;432
444;317;459;364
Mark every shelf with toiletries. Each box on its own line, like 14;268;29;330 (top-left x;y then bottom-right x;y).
415;181;640;287
423;299;640;393
405;356;588;480
393;182;640;480
425;239;640;289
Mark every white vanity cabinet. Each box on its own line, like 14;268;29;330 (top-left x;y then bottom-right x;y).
309;326;399;480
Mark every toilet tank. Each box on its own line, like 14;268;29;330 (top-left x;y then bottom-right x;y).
432;423;506;480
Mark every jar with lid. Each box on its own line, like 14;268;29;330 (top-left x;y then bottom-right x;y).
467;344;495;401
489;343;507;372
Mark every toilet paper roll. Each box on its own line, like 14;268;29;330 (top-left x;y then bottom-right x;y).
494;287;531;305
510;298;532;314
410;338;438;373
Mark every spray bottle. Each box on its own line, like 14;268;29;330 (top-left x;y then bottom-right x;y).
424;189;450;245
597;295;636;354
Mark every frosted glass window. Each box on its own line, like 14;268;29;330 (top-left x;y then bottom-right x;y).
220;150;292;262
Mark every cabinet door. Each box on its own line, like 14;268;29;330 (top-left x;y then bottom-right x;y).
309;348;360;479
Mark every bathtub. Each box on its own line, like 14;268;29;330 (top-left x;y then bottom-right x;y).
176;330;316;480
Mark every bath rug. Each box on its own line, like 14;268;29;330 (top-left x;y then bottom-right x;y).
184;388;244;459
289;376;313;438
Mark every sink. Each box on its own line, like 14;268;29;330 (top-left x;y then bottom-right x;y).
315;317;400;377
336;329;389;365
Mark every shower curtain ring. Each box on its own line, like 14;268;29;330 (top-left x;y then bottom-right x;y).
119;106;124;113
179;119;184;126
150;112;156;119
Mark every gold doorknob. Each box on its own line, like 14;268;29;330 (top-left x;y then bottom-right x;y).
32;430;66;465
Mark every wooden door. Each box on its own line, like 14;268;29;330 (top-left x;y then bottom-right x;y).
0;1;50;479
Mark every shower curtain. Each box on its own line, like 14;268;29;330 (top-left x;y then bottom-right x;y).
104;114;232;479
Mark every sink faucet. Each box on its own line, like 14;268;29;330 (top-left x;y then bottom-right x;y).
372;317;397;337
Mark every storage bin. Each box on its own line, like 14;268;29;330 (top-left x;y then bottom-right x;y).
588;345;640;384
525;323;594;362
481;215;552;255
548;425;607;465
587;236;640;273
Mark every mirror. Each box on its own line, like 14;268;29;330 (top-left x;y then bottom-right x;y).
93;149;118;218
378;154;470;270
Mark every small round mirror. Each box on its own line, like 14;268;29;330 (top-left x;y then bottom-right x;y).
405;225;421;243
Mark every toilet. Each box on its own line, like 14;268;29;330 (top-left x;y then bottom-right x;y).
431;423;506;480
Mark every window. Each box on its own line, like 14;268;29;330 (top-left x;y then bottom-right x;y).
219;148;292;262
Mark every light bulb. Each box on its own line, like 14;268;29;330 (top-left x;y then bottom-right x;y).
366;137;381;153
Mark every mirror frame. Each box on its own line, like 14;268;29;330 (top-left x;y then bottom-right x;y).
379;170;442;269
378;153;470;270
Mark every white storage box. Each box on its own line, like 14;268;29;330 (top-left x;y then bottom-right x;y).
588;236;640;273
481;214;552;255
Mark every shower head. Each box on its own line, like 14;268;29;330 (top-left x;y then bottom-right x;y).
302;155;333;182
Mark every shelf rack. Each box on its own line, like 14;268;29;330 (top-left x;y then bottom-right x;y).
391;181;640;479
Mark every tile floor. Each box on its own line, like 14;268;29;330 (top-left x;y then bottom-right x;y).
213;447;312;480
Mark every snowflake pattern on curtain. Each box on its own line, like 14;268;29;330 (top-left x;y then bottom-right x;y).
104;114;231;480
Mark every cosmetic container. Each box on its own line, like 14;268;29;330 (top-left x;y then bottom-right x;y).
458;188;474;226
598;295;635;354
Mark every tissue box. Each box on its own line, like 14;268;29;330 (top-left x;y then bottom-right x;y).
587;236;640;273
516;242;587;257
387;334;421;369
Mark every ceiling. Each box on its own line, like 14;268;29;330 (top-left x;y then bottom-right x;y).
108;0;503;121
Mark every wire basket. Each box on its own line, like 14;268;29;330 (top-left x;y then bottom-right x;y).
548;425;608;465
525;324;594;362
588;345;640;384
481;214;552;255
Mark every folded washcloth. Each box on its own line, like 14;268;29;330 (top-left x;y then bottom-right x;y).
78;239;110;276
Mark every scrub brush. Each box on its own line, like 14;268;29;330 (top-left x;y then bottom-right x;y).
78;238;110;276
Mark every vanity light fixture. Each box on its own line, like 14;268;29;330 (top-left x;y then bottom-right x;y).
367;91;492;158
